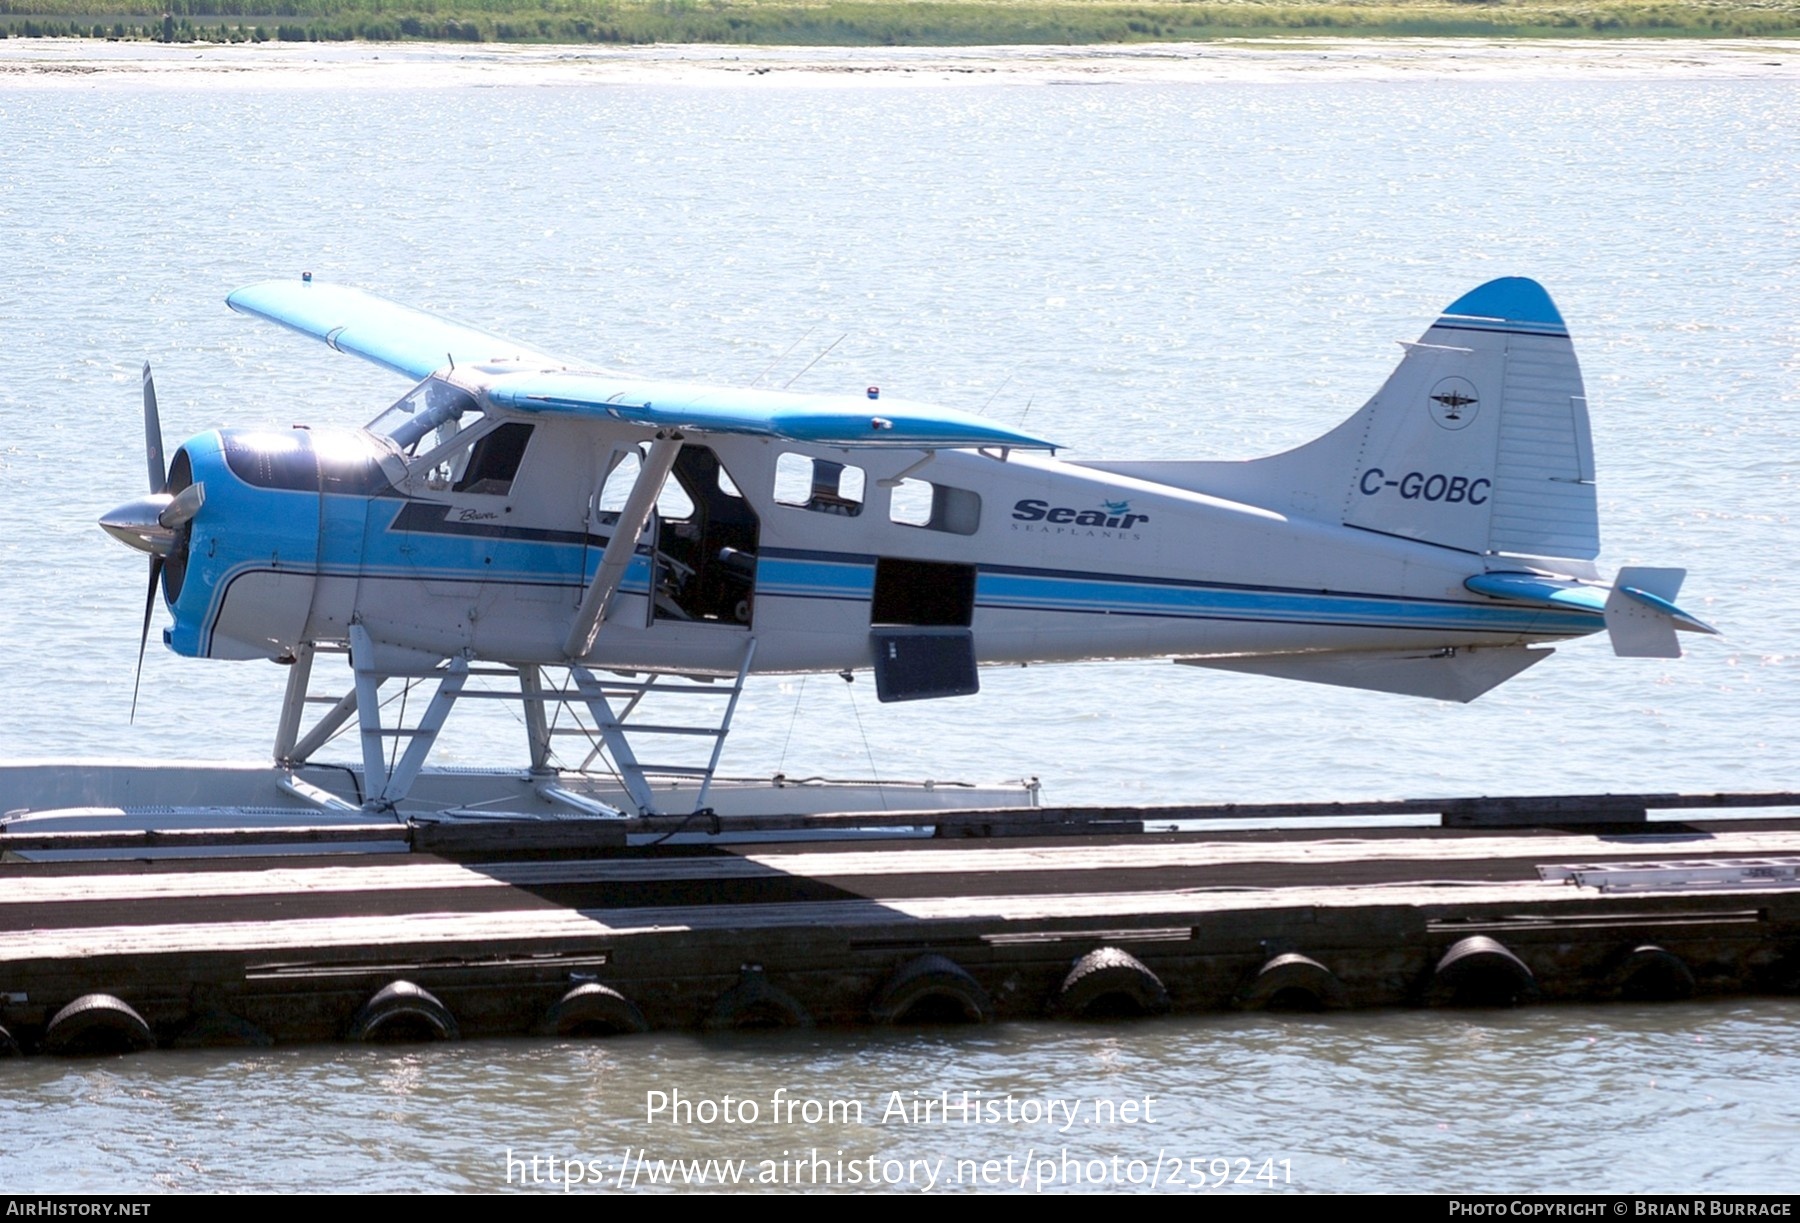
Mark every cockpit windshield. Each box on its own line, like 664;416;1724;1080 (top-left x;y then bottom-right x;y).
366;376;484;456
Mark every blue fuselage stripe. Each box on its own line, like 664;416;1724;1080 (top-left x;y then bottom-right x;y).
190;486;1604;652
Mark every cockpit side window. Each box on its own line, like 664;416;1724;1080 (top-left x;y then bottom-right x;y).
413;420;534;495
452;422;535;495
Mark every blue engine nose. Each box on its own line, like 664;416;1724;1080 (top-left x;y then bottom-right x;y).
162;427;387;660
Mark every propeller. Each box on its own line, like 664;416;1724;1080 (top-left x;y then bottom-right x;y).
133;555;163;722
132;363;166;722
98;363;204;721
144;361;166;497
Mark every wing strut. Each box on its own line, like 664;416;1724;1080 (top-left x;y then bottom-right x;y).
563;433;683;661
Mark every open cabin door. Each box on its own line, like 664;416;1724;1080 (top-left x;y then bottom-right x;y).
869;557;979;702
650;446;759;629
593;443;760;631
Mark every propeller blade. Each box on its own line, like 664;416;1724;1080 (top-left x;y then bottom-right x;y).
131;556;164;724
143;362;167;495
157;482;205;530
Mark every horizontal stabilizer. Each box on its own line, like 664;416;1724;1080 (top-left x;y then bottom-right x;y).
1603;567;1719;658
485;369;1058;450
1177;645;1552;703
227;279;567;380
1465;571;1608;615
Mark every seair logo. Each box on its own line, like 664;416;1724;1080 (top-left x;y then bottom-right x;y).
1012;498;1151;529
1359;469;1490;505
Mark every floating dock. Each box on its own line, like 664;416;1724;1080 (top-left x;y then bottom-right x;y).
3;791;1798;1053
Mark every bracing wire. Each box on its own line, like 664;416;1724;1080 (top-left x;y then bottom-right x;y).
388;678;412;776
776;676;808;776
840;671;887;811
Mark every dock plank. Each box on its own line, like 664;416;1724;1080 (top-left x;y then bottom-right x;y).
0;875;1788;964
1;805;1796;1043
5;828;1800;905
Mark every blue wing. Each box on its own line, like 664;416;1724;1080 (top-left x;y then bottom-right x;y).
484;370;1055;449
226;277;1057;451
226;279;568;379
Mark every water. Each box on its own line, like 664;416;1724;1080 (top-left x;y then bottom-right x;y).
14;1009;1799;1193
0;40;1795;1192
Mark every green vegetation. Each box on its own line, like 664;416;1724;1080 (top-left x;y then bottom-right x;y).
2;0;1796;45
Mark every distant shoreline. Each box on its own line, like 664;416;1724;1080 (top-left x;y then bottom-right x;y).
5;0;1800;48
0;37;1795;87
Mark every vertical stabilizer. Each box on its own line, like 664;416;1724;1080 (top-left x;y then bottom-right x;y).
1085;278;1600;566
1341;278;1597;559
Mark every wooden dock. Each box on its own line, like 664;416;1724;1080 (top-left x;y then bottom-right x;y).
3;791;1798;1053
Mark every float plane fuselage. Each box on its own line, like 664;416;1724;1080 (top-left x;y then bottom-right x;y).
97;275;1715;812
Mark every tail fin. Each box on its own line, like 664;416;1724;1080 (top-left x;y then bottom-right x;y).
1339;278;1596;560
1088;278;1598;566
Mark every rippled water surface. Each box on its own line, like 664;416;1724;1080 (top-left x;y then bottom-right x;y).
13;1007;1800;1193
0;47;1794;1192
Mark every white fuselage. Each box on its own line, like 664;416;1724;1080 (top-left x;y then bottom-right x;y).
184;414;1597;678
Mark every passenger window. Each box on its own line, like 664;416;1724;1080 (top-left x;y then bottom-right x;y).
888;478;980;535
774;453;865;517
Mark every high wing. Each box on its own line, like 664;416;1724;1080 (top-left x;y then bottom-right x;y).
483;370;1052;449
226;277;1058;451
226;278;569;378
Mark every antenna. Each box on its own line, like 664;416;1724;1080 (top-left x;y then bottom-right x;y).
981;373;1014;413
748;327;816;389
781;334;846;390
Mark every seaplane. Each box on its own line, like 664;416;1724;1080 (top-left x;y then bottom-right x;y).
84;273;1714;826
